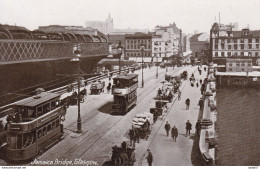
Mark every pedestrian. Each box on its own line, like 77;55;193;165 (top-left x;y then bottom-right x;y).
178;91;181;100
107;85;111;94
129;126;136;147
186;120;192;136
185;98;190;110
204;67;207;72
157;88;162;98
165;121;171;137
153;109;158;123
198;98;204;110
135;128;140;143
146;149;153;166
196;82;199;88
171;125;178;142
200;79;202;84
199;69;201;75
195;120;201;136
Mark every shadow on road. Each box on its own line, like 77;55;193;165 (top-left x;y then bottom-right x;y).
98;101;114;115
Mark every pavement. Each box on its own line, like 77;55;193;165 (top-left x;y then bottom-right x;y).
139;66;207;166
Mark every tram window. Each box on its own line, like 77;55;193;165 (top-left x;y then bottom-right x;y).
28;108;35;118
37;107;43;116
43;104;50;114
56;119;60;128
51;101;56;110
47;124;52;133
38;130;42;138
52;122;56;129
43;127;47;136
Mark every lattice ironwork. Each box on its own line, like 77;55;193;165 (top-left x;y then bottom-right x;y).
0;40;109;63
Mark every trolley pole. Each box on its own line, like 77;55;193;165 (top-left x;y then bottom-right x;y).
77;62;82;133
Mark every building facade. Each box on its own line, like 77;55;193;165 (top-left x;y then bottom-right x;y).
86;14;114;35
226;58;252;72
125;33;152;62
190;32;209;53
210;22;260;66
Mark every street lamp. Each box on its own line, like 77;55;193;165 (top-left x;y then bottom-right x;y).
140;43;145;88
165;42;168;72
71;44;82;133
154;42;159;79
117;41;123;75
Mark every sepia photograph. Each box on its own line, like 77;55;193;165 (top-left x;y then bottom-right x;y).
0;0;259;167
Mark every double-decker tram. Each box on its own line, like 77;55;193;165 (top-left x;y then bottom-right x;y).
112;74;138;114
2;92;66;161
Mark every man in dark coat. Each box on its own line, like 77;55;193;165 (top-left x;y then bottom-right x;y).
198;98;204;110
186;120;192;136
165;121;171;137
171;125;178;142
129;126;136;147
195;120;201;136
185;98;190;110
146;149;153;166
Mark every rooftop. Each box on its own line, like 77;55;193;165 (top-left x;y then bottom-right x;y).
14;92;61;107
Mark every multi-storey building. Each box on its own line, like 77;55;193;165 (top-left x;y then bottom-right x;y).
210;22;260;66
125;33;152;62
189;32;209;53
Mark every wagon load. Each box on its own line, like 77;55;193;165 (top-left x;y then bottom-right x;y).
132;112;153;128
90;81;105;95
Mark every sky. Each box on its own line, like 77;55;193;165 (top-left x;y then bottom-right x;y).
0;0;260;34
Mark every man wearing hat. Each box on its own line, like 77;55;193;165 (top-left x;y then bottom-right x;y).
195;120;201;136
146;149;153;166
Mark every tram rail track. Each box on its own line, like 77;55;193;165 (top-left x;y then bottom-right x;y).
37;66;187;163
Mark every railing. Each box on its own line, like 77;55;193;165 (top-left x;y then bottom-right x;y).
199;67;217;166
0;39;109;63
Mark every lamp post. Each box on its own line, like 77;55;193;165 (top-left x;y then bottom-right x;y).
165;42;168;72
71;44;82;133
140;43;145;88
117;41;123;75
154;42;159;79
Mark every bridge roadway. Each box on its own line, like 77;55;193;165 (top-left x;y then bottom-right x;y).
0;65;198;166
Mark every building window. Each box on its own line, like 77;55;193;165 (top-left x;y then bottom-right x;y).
215;52;218;56
256;38;259;43
215;45;218;50
256;52;258;57
227;39;230;43
256;44;259;49
249;44;252;49
229;63;232;67
241;62;245;67
234;44;237;50
249;39;252;43
248;62;251;66
236;62;240;66
240;39;244;43
234;39;237;43
241;44;244;49
221;52;224;57
227;52;231;56
221;45;224;49
249;52;252;56
228;45;231;49
241;52;244;56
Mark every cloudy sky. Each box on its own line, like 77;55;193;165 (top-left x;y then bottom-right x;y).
0;0;259;34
